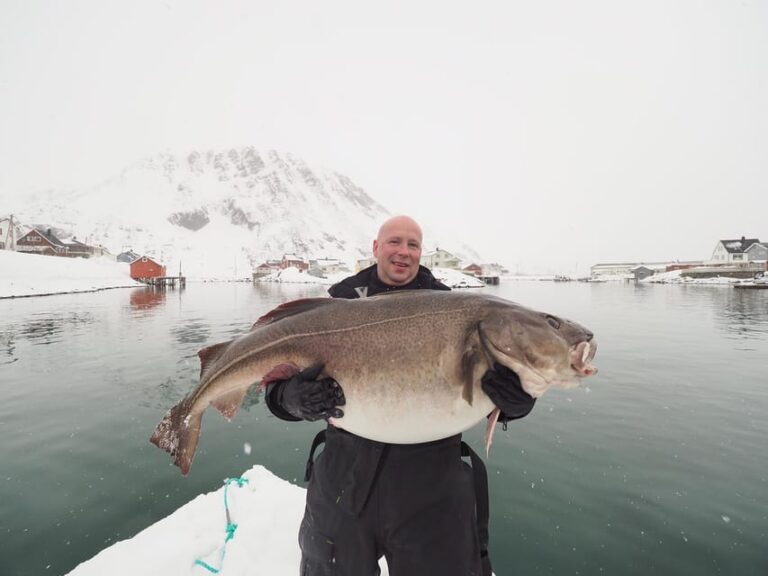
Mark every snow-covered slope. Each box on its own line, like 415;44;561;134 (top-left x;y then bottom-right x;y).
8;149;392;279
0;250;141;298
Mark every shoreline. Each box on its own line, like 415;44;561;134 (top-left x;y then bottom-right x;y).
0;284;139;300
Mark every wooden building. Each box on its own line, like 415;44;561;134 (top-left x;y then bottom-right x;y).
130;256;166;280
16;228;68;256
281;254;309;271
711;237;765;263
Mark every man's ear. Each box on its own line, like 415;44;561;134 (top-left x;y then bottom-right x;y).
372;239;379;258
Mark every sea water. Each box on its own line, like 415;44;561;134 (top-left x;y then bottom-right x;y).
1;281;766;575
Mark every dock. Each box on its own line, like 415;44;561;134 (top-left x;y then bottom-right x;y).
139;276;186;288
478;275;500;285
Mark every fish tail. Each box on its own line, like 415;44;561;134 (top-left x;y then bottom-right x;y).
149;398;203;476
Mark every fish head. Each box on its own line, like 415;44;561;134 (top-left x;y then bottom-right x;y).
479;303;598;398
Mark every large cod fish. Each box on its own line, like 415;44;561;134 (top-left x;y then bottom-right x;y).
151;291;598;475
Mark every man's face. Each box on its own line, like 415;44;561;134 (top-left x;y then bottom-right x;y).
373;217;423;286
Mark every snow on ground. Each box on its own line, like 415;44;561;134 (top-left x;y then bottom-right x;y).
67;465;390;576
431;267;485;288
0;250;142;298
639;269;743;285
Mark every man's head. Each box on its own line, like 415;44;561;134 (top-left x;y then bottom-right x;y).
373;215;423;286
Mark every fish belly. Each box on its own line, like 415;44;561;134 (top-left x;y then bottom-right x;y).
329;392;496;444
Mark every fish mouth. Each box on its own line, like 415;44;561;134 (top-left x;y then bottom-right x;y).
570;339;598;376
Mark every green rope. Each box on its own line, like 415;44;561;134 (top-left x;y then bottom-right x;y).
194;477;249;574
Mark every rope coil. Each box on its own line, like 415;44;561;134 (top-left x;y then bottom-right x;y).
194;477;249;574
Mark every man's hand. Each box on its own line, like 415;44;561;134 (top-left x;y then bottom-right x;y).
268;364;345;422
481;363;536;424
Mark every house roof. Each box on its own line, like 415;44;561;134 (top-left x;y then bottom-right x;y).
719;238;761;253
20;227;66;247
130;255;163;266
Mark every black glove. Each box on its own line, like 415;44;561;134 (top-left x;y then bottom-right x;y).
481;362;536;426
265;364;345;422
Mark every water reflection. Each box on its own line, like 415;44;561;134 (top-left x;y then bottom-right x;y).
0;329;17;365
18;311;95;345
170;318;211;345
710;288;768;339
129;288;167;311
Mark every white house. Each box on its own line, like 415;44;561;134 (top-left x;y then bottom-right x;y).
309;258;350;277
421;248;461;270
745;241;768;262
711;237;763;263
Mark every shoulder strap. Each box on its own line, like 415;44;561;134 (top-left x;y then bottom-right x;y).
461;441;493;576
304;429;327;481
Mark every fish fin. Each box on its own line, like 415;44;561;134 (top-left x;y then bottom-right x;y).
259;362;301;390
252;298;337;328
149;398;203;476
484;409;501;457
461;327;491;406
212;386;250;421
460;346;480;405
476;322;499;366
198;341;231;379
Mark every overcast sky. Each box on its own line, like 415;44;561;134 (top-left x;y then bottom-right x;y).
1;0;766;274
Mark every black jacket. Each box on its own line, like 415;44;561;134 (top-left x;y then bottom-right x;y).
328;263;450;299
267;264;453;515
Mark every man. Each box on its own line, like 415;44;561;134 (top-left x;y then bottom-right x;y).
265;215;536;576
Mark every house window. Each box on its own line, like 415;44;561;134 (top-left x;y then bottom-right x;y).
733;254;743;261
142;257;148;262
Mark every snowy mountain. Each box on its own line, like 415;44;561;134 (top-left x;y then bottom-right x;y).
7;148;482;279
7;149;382;278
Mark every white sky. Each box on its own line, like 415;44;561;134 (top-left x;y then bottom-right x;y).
1;0;766;274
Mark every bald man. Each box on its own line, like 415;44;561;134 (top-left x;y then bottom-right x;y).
265;216;536;576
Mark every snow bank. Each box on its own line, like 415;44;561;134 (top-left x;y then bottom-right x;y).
0;250;142;298
67;465;389;576
431;267;486;288
640;269;743;285
254;266;336;285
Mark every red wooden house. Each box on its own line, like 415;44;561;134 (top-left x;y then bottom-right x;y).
130;256;166;280
281;254;309;271
16;228;68;256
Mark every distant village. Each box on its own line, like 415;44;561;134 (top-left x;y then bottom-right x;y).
252;251;506;284
0;215;506;284
589;237;768;282
3;215;765;284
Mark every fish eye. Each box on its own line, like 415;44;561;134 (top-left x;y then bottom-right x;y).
546;316;561;329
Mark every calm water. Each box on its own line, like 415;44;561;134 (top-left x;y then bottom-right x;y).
1;281;767;575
